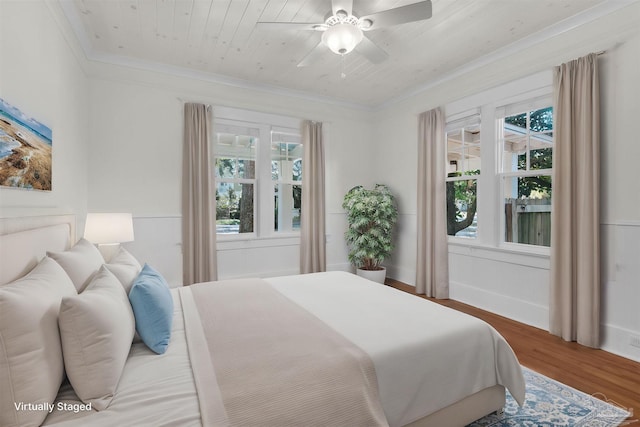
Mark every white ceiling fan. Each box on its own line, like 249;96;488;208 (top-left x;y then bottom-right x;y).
257;0;433;67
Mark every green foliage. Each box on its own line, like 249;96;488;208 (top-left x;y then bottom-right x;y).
505;107;553;132
342;184;398;270
446;171;478;236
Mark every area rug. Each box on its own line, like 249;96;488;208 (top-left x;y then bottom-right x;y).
467;367;631;426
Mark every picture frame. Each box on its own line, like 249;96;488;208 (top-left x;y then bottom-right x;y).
0;98;52;191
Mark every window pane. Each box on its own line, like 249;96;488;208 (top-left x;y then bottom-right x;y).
530;146;553;170
274;183;301;232
238;159;256;179
503;176;551;246
504;112;527;130
271;142;302;182
215;157;235;178
292;159;302;182
446;177;477;238
215;182;254;234
502;108;553;174
447;125;481;176
530;107;553;132
529;131;553;170
214;131;257;179
502;132;527;172
447;130;462;174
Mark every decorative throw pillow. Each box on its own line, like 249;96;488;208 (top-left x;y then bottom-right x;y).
0;257;77;427
58;266;135;410
129;264;174;354
104;246;142;294
47;238;105;292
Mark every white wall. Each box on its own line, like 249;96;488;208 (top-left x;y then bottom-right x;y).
373;3;640;361
598;33;640;362
86;62;377;284
0;0;89;220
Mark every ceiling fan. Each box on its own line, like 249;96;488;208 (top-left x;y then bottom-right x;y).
257;0;433;67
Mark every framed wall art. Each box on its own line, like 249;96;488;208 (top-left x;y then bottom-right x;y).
0;98;52;191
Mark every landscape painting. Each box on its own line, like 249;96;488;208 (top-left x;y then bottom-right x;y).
0;98;52;190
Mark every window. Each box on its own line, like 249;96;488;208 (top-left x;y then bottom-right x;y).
498;102;553;247
443;74;553;253
271;131;302;232
213;109;302;238
446;116;481;239
214;124;258;235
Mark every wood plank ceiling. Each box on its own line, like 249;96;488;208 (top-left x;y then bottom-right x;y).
64;0;604;106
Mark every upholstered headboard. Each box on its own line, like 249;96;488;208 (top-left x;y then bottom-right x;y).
0;215;76;285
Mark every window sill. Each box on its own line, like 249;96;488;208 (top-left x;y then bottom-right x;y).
448;240;550;269
217;234;300;251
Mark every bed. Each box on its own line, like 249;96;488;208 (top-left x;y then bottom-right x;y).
0;216;525;427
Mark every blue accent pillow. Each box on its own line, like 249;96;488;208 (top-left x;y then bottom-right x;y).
129;264;173;354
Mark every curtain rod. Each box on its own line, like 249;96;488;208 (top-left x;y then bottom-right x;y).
177;97;212;110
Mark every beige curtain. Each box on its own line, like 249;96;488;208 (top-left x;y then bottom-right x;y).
300;120;326;274
549;53;600;347
182;103;217;285
416;108;449;298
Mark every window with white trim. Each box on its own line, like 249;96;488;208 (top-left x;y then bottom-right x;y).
446;114;481;239
497;97;553;247
271;130;303;232
213;109;302;238
214;123;258;235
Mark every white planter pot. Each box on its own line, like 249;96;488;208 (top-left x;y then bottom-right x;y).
356;267;386;284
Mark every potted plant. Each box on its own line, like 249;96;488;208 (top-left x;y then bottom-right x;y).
342;184;398;284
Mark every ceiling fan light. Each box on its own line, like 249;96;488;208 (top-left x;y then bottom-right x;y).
360;19;373;29
321;23;363;55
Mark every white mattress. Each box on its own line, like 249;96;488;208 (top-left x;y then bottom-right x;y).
42;272;524;427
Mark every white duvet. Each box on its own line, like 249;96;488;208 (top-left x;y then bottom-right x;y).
43;271;524;427
266;272;525;427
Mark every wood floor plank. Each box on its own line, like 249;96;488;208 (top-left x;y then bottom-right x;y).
386;279;640;426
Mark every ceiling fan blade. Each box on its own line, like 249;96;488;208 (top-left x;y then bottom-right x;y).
332;0;353;17
354;36;388;64
297;41;330;67
256;22;326;31
359;0;432;31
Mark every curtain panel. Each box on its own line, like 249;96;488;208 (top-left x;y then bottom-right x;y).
300;120;326;274
182;103;217;285
549;53;601;348
416;108;449;298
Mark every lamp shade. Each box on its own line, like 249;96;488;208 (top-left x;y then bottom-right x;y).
84;213;134;244
322;23;363;55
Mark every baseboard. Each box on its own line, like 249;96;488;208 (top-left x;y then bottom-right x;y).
601;323;640;363
385;265;416;287
385;268;640;364
448;280;549;330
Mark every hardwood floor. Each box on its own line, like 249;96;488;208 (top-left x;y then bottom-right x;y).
386;279;640;426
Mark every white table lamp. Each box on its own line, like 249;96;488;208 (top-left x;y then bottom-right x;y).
84;213;134;260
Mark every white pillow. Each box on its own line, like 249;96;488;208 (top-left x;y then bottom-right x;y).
48;238;105;292
104;246;142;294
0;257;77;427
58;266;135;411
